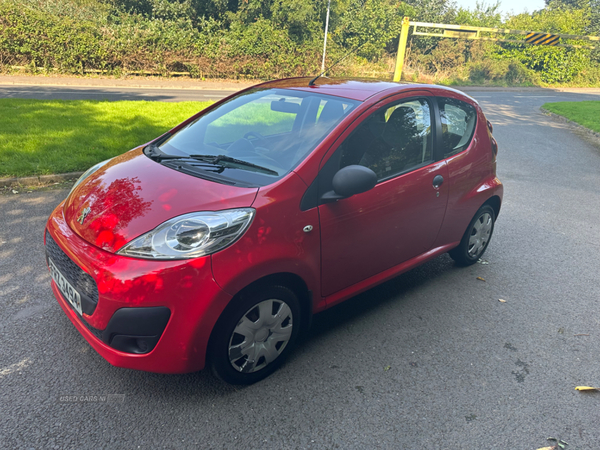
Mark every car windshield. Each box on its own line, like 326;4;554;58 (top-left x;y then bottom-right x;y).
154;88;359;186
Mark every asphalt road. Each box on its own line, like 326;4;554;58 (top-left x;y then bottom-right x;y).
1;84;600;449
0;84;240;102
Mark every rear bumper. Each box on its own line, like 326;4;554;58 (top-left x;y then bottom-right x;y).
46;201;232;373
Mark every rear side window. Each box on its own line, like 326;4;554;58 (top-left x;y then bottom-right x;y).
439;98;477;157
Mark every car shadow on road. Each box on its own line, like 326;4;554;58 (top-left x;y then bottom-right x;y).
305;255;459;343
111;254;464;398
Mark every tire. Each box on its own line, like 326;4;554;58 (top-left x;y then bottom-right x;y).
208;285;301;385
449;204;496;266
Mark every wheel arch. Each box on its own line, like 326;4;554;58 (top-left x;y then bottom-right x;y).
482;195;501;219
207;272;313;353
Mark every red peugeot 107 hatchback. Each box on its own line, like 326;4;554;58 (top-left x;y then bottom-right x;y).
45;78;502;384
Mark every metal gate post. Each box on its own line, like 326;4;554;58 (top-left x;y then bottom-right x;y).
393;17;411;82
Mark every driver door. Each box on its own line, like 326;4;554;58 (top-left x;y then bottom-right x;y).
319;94;449;298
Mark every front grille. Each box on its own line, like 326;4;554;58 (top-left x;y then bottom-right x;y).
45;231;99;313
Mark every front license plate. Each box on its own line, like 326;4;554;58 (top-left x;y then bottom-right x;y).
49;258;82;316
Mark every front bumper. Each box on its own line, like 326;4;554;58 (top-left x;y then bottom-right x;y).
46;201;233;373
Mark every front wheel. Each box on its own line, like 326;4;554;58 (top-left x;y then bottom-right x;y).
449;205;496;266
208;285;301;385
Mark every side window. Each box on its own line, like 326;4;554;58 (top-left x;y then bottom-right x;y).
439;97;477;157
339;99;433;181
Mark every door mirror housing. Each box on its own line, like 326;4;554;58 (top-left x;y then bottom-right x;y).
321;165;377;203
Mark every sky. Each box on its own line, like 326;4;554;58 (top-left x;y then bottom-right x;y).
453;0;546;16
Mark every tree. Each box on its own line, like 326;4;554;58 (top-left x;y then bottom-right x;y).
335;0;414;60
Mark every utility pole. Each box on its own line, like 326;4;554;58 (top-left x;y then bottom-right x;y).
321;0;331;74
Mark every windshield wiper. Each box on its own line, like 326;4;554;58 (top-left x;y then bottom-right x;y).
188;154;279;176
145;145;278;176
144;144;187;162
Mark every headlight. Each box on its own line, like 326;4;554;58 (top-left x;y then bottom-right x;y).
117;208;255;260
69;159;111;195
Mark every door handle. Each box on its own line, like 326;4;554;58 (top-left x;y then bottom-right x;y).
432;175;444;189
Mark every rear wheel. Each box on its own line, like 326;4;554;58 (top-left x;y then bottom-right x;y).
209;285;301;385
449;205;496;266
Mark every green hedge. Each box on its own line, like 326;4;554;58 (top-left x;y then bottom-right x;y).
0;0;598;85
0;0;329;78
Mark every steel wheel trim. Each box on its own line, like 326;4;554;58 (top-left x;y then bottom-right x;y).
228;299;293;374
467;212;493;258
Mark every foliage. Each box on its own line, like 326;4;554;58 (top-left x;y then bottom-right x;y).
0;1;105;73
0;0;598;85
334;0;413;60
465;59;539;85
405;0;455;23
215;18;324;78
453;1;503;27
497;5;594;83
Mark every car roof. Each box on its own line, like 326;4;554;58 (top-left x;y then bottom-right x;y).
253;77;463;102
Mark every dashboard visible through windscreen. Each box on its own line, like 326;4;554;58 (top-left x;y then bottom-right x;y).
155;89;359;186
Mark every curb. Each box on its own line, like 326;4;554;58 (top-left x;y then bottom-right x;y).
0;171;83;188
540;107;600;141
0;75;255;91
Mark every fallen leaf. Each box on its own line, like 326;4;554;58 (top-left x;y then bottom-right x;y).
498;299;506;303
476;277;485;282
575;386;600;391
384;365;391;371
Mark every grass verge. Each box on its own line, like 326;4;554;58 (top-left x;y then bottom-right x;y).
542;101;600;134
0;99;212;177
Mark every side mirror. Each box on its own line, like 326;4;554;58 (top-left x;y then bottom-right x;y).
321;165;377;202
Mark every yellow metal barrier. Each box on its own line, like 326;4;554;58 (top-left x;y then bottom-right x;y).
393;17;599;82
393;17;411;82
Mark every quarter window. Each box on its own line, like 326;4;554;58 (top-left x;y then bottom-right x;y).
339;99;433;181
439;97;477;157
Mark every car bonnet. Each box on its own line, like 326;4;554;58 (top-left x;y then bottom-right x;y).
63;148;259;254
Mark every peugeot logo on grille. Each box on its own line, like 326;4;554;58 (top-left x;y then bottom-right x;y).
77;207;91;225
